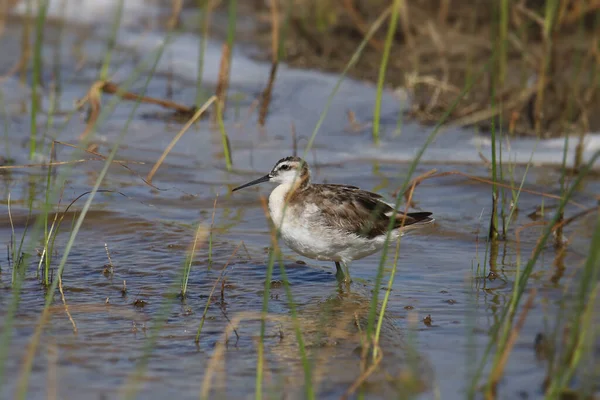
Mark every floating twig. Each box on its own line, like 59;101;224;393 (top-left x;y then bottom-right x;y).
77;81;200;140
58;275;78;334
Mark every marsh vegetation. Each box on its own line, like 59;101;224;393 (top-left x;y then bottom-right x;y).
0;1;598;399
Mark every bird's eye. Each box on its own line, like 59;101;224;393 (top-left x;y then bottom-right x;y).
280;164;290;171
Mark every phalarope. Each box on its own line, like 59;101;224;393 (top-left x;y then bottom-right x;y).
232;156;434;281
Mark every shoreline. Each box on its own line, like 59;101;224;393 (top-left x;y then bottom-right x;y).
236;0;600;139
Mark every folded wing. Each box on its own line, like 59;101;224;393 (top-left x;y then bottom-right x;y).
310;184;433;239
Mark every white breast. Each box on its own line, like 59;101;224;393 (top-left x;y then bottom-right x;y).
267;184;396;263
268;185;328;259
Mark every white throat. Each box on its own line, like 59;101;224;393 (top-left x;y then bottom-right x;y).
268;182;295;229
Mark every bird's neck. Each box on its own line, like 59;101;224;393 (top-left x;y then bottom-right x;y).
268;179;310;226
268;183;293;227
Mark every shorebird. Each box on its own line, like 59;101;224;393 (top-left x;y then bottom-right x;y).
232;156;434;281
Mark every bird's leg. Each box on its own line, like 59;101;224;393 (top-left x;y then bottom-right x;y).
342;262;352;284
335;261;352;284
335;261;345;281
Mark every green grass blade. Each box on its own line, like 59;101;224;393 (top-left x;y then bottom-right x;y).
195;0;211;105
29;0;49;160
217;102;233;170
255;247;276;400
99;0;124;81
277;255;314;399
372;0;400;145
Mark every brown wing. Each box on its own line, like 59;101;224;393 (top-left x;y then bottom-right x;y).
305;184;432;239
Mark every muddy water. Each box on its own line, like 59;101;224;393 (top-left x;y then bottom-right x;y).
0;2;598;399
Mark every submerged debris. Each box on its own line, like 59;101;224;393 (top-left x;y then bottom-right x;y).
423;314;433;327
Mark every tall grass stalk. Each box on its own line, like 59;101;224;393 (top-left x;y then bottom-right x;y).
1;194;33;386
42;0;66;153
555;131;570;246
499;135;508;238
278;0;292;60
276;255;313;399
37;205;59;284
217;102;233;170
0;199;32;388
257;0;281;126
0;89;10;159
534;0;560;134
373;216;403;357
543;0;560;40
29;0;49;160
488;2;500;241
498;0;509;85
42;79;58;150
7;193;16;282
99;0;124;81
372;0;400;145
19;0;33;85
226;0;237;53
216;0;236;113
568;15;587;172
8;195;33;286
146;96;216;182
42;148;53;286
504;142;540;230
255;246;276;400
208;195;218;266
195;0;212;106
181;223;207;298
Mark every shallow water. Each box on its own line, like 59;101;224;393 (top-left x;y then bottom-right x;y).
0;2;599;399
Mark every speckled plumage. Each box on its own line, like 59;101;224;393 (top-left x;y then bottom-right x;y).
232;156;434;279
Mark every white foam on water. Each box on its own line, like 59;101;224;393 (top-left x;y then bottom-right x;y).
353;130;600;169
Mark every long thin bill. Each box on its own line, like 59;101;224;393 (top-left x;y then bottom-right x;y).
232;174;270;192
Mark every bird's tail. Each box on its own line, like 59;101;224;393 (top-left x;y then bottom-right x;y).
394;211;434;230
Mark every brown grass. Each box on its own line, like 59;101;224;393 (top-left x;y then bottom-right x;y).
244;0;600;138
214;43;231;123
258;0;280;128
396;168;589;210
